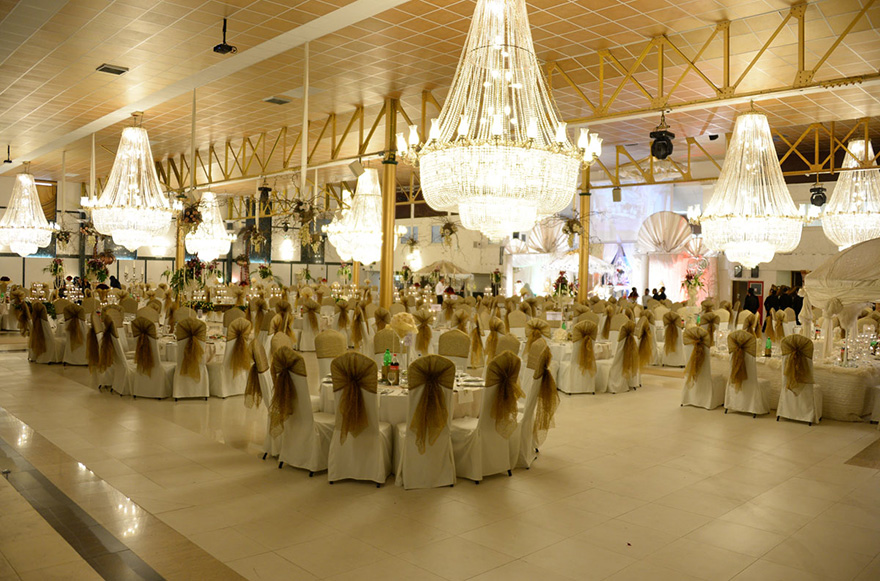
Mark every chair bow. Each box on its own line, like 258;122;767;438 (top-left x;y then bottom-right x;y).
413;309;434;354
639;310;656;326
301;299;320;332
617;321;639;380
441;299;456;322
781;334;814;393
28;302;48;358
374;307;390;331
268;346;307;437
335;300;350;330
484;317;505;362
572;303;589;316
532;346;558;446
601;305;615;339
350;305;367;351
469;315;484;367
407;355;455;454
663;311;682;355
524;318;550;353
316;329;347;358
86;313;103;373
131;316;158;376
635;318;654;368
773;309;786;341
175;318;206;381
727;330;756;391
245;339;270;409
701;312;720;347
701;298;716;313
486;351;525;439
64;304;85;351
331;352;378;444
572;320;598;375
98;311;118;373
248;299;269;335
683;326;709;385
227;318;253;377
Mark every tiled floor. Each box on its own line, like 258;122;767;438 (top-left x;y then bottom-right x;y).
0;350;878;580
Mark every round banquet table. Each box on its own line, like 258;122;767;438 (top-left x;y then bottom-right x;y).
319;372;484;425
710;350;879;421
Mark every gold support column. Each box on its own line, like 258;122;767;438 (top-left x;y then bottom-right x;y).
175;221;185;272
352;260;361;288
577;170;591;304
380;98;398;309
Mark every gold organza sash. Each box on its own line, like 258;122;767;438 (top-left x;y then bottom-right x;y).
147;298;163;314
450;309;468;332
701;298;716;313
524;318;550;353
232;287;246;307
373;328;400;355
335;301;350;330
532;346;558;446
227;318;253;377
765;309;778;341
268;347;307;437
636;319;654;368
413;309;434;354
316;329;346;358
29;302;48;359
683;326;709;385
302;299;320;331
663;311;681;355
774;310;786;341
701;312;720;347
486;351;524;439
245;339;269;409
98;312;118;373
331;352;378;444
439;329;469;359
618;321;639;380
64;304;85;351
131;316;157;376
249;299;268;336
602;305;614;339
86;314;103;372
484;317;505;362
175;318;206;381
469;321;484;367
640;310;655;326
728;330;756;391
351;306;366;351
781;334;814;393
442;299;456;322
571;321;598;375
374;307;390;331
744;313;761;340
16;300;30;337
407;355;455;454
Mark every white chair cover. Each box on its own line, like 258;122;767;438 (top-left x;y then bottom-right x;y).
776;336;822;425
29;317;59;364
208;334;248;398
172;339;209;400
131;336;174;399
724;332;770;417
62;318;88;366
680;329;724;410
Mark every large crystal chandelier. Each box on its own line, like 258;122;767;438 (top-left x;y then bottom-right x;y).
89;114;174;251
325;169;384;264
185;192;233;261
821;139;880;251
696;111;802;268
0;165;55;257
398;0;601;242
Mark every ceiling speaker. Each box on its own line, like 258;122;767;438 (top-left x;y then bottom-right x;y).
348;160;365;177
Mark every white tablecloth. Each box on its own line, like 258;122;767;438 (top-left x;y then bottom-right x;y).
711;352;879;421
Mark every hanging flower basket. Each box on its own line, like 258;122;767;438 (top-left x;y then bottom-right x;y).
181;202;203;234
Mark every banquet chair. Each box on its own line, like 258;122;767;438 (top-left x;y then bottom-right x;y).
661;312;686;367
80;297;97;314
299;300;321;352
438;329;469;373
735;310;751;330
248;340;280;459
364;302;377;327
315;329;345;380
102;305;128;350
327;352;392;486
576;312;600;326
101;317;133;396
274;347;334;475
223;307;245;332
520;338;547;400
507;310;528;338
372;307;390;336
136;307;160;324
372;328;403;369
53;298;73;318
680;327;725;410
776;335;822;425
333;301;353;346
130;317;174;399
172;319;209;400
514;344;557;469
524;318;550;357
62;304;88;366
349;305;369;354
451;352;520;483
86;314;111;389
413;310;434;357
602;321;640;393
320;297;337;320
389;302;406;316
393;355;456;489
208;318;252;398
607;313;629;344
28;302;59;364
121;297;138;315
174;307;196;324
590;302;606;314
783;307;798;336
268;296;279;309
724;330;771;417
564;321;600;394
403;296;417;314
495;333;521;359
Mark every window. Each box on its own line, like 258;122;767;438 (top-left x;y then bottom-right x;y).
399;226;418;245
431;225;442;244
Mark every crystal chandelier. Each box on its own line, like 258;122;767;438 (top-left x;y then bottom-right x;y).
695;111;802;268
398;0;601;242
326;169;384;264
88;114;174;251
0;165;56;257
185;192;233;261
821;139;880;251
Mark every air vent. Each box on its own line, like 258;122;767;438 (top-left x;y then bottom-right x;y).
263;96;291;105
96;63;128;75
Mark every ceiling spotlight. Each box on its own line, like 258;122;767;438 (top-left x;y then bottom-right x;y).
650;113;675;160
213;18;238;55
708;134;719;141
810;184;827;207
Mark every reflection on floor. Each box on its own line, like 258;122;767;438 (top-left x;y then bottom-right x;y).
0;350;878;581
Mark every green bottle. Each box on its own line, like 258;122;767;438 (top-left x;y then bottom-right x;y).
383;349;392;367
765;337;772;357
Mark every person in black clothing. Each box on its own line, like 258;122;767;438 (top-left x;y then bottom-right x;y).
651;288;659;300
109;275;122;289
763;286;779;332
657;287;667;301
628;287;639;300
777;286;793;312
744;287;759;314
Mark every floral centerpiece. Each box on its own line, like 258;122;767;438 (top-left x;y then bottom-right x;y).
338;262;352;282
257;263;273;280
491;269;502;285
181;202;203;233
86;257;109;283
44;258;64;278
561;214;584;249
682;271;705;306
552;270;573;297
189;299;215;313
398;264;413;285
429;266;441;286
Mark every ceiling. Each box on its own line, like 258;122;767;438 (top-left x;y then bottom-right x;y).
0;0;878;196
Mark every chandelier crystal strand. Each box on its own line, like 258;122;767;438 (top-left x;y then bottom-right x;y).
91;117;173;251
406;0;598;241
185;192;233;261
326;169;384;265
0;168;55;257
821;139;880;251
699;111;802;268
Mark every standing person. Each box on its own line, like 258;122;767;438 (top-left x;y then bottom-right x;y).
642;288;651;306
793;287;804;324
657;286;667;301
777;286;793;312
628;287;639;301
435;277;446;304
744;287;759;314
763;286;778;332
651;288;659;300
